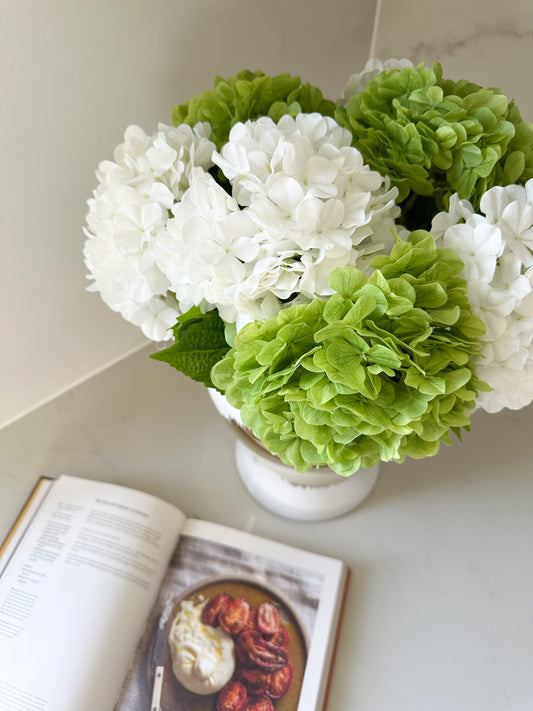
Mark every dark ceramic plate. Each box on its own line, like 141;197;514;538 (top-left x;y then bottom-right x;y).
146;574;309;711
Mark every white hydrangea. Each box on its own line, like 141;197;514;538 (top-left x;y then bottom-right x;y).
340;57;414;104
154;113;400;326
152;167;261;324
430;193;476;238
83;122;216;340
431;179;533;412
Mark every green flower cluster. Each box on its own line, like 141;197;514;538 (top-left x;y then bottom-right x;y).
335;62;533;223
173;70;335;149
212;232;487;475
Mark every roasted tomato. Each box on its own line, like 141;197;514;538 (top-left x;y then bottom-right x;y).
246;694;275;711
235;629;261;667
219;598;251;636
237;629;263;651
201;592;232;627
267;662;293;698
256;601;281;636
266;625;289;649
248;640;289;671
244;608;257;632
216;680;248;711
235;666;271;695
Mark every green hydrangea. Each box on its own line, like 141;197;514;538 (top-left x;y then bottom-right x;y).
211;232;487;476
335;62;533;226
173;70;336;149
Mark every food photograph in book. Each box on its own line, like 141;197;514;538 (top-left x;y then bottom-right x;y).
115;534;324;711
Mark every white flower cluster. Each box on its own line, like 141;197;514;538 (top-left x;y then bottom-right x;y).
341;57;414;104
431;180;533;412
83;123;216;340
154;113;399;327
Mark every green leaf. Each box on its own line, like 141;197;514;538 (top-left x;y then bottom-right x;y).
461;143;483;168
456;312;486;339
175;305;204;326
401;433;441;459
428;304;461;325
323;293;351;323
328;266;367;297
343;294;377;325
415;282;449;308
441;368;472;394
353;284;389;315
308;380;339;406
314;323;369;353
404;369;446;395
210;357;237;392
325;340;361;372
151;310;230;388
435;124;458;149
391;387;430;420
294;416;331;446
503;151;525;183
385;294;416;316
388;277;417;302
366;345;402;369
256;339;287;368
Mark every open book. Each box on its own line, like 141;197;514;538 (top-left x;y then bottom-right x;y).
0;475;348;711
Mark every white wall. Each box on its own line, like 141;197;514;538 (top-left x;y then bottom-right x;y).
0;0;377;429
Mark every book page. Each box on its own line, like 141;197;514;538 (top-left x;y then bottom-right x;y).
0;475;185;711
117;519;347;711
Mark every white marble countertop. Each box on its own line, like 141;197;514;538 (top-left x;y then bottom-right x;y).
1;345;532;710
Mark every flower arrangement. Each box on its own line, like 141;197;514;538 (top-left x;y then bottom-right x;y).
84;60;533;476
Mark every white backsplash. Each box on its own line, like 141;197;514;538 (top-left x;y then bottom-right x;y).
0;0;377;430
374;0;533;119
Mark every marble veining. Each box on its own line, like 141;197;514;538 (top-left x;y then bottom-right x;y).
407;25;533;61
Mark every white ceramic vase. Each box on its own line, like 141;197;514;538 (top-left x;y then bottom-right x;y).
208;389;379;522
